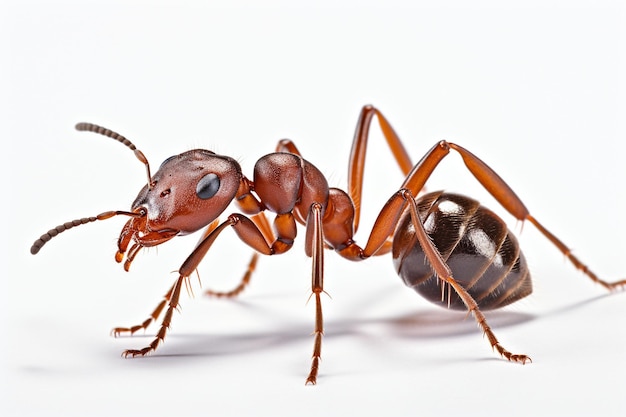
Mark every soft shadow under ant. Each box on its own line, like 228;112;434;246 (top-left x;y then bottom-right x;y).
112;289;617;360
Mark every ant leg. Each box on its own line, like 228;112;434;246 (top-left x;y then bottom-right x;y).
524;216;626;290
338;137;622;361
348;105;414;232
120;219;245;357
122;276;185;357
112;282;175;337
416;141;626;290
203;139;302;299
356;139;624;290
217;210;327;383
279;107;409;252
304;203;325;385
400;190;530;363
204;213;274;298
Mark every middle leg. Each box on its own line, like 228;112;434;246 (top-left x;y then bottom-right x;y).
304;202;326;385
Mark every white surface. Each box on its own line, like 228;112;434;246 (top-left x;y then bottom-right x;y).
2;1;625;416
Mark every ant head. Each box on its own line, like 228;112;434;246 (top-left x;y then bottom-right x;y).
131;150;242;236
31;124;243;272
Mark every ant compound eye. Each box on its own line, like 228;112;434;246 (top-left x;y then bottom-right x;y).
196;173;220;199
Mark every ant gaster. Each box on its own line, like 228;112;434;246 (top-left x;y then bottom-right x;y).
31;105;626;384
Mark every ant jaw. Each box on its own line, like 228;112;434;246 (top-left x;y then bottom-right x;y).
115;251;125;263
115;214;179;271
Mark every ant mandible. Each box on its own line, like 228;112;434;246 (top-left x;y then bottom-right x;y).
31;105;625;385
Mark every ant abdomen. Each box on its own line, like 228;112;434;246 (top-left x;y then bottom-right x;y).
392;191;532;311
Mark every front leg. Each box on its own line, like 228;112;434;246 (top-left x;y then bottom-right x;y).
121;276;184;357
117;219;243;356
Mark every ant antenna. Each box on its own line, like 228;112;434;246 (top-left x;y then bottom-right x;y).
75;123;153;189
30;210;144;255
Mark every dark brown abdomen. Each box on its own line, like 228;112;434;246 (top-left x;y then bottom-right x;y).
392;191;532;311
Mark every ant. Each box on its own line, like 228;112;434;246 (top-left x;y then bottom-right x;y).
31;105;625;384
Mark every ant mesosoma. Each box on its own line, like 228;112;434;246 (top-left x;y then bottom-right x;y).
31;105;625;384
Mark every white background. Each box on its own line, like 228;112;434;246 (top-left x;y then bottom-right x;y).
2;1;625;416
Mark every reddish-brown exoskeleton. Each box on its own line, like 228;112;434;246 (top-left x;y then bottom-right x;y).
31;106;625;384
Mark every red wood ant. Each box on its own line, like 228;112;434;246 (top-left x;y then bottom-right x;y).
31;105;625;384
